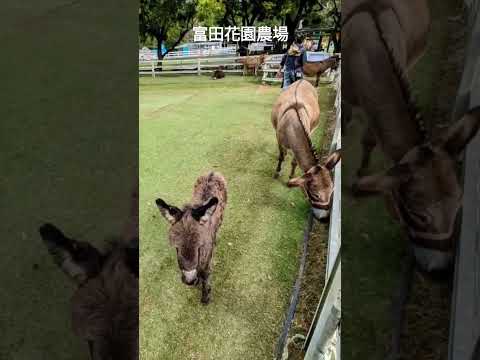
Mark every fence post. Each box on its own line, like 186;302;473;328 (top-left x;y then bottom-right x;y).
151;61;155;78
197;58;201;76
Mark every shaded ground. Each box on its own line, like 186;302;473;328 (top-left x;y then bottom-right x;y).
400;1;466;359
343;0;465;359
139;76;333;359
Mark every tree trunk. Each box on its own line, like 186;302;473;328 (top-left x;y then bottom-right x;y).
332;31;340;53
155;35;164;70
317;35;324;51
285;16;296;47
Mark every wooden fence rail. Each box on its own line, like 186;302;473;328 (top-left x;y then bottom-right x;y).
139;56;250;77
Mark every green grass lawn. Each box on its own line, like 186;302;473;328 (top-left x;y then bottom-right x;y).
0;1;137;358
139;75;334;359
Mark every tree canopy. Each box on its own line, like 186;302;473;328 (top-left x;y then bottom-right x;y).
139;0;341;56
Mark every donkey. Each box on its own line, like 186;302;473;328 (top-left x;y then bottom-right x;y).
271;79;341;220
212;66;225;80
303;55;340;87
343;1;480;272
39;223;139;360
156;171;227;304
239;54;267;75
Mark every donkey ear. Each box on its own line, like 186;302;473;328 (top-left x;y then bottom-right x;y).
435;110;480;155
155;198;183;224
353;163;413;194
39;223;102;284
287;176;306;188
324;150;341;170
191;197;218;224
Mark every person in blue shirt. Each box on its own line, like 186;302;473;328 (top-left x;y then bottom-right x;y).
278;38;305;90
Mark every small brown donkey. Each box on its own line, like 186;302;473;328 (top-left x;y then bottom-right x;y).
39;224;139;360
271;79;341;220
156;171;227;304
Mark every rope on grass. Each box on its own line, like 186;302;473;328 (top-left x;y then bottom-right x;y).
275;210;314;360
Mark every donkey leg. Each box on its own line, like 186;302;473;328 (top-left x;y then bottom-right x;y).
274;145;286;179
201;274;211;304
357;125;377;177
289;157;298;179
315;73;320;87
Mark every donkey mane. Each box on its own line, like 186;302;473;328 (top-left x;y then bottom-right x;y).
293;81;320;163
368;8;429;142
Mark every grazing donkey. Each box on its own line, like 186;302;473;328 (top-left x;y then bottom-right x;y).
156;171;227;304
343;1;480;272
39;224;139;360
271;79;341;220
212;66;225;80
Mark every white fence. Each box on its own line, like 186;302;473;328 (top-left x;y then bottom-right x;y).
139;46;237;61
139;56;246;77
304;69;341;360
139;52;339;80
164;47;237;59
261;54;284;83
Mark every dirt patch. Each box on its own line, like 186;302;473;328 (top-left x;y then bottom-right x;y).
256;84;277;95
400;272;453;360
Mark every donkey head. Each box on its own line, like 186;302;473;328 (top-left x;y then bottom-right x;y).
156;197;218;285
353;110;480;272
288;150;341;220
39;223;139;360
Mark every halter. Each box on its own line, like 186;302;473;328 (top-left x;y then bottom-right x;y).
389;148;463;252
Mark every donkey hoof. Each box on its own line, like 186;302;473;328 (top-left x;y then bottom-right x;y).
201;295;210;305
273;172;280;179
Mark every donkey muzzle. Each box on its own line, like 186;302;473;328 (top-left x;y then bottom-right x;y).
181;269;198;286
412;245;454;273
313;207;330;221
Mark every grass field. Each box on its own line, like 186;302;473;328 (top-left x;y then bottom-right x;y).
1;1;137;359
139;75;335;359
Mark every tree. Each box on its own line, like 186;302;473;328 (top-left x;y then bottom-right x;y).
139;0;197;60
298;0;340;52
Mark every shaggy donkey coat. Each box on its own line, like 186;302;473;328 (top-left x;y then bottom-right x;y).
156;171;227;304
39;224;139;360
